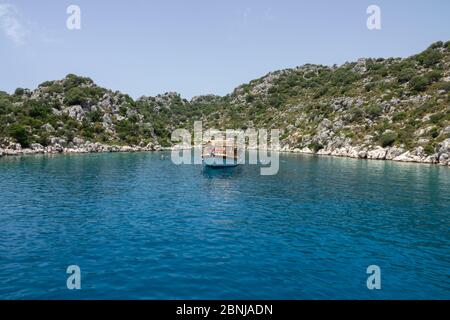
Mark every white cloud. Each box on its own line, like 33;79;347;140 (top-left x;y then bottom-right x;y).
0;3;28;45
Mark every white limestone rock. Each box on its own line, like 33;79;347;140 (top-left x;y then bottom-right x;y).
367;147;387;160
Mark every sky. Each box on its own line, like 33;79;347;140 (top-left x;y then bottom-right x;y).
0;0;449;99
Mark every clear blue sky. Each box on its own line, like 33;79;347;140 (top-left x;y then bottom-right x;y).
1;0;449;99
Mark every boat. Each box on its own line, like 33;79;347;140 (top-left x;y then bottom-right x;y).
202;139;240;168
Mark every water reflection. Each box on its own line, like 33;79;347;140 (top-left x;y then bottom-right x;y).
202;165;242;179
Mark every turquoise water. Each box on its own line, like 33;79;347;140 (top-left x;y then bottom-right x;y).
0;152;449;299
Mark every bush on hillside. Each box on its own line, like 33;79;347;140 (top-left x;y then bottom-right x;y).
26;100;52;118
425;70;442;83
0;95;12;114
409;76;429;92
64;74;93;90
86;109;103;123
392;112;407;122
8;124;30;147
397;68;416;83
309;141;324;152
366;105;383;119
65;87;88;106
416;49;443;67
14;88;25;96
379;132;398;148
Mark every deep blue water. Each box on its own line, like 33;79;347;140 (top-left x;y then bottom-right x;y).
0;151;449;299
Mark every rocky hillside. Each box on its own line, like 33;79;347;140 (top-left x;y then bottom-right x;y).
0;41;449;164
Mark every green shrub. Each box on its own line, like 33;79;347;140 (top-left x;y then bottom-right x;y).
434;81;450;92
409;76;429;92
81;121;95;139
415;49;443;67
14;88;25;96
245;94;255;103
392;112;407;122
39;81;55;87
309;141;323;152
375;67;389;77
366;105;382;119
8;124;30;147
397;68;416;83
44;82;64;94
121;94;136;107
424;143;435;155
364;82;375;92
330;68;360;87
86;110;103;123
379;132;397;147
425;70;442;83
428;127;439;138
38;132;51;146
65;130;75;143
423;51;442;67
116;119;140;144
349;107;364;121
434;82;450;92
64;74;93;90
268;95;283;108
26;100;52;118
429;41;443;49
0;97;12;114
93;122;105;134
430;112;445;124
396;125;415;149
65;87;88;105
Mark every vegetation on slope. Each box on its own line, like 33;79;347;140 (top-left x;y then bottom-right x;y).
0;41;449;155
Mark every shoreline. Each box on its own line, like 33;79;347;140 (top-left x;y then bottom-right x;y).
1;143;449;167
0;144;161;156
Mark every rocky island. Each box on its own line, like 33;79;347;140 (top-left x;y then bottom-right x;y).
1;41;449;166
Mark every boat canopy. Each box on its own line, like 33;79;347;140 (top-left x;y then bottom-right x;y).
202;139;239;159
203;139;237;147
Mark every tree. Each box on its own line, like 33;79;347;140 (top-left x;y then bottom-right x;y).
14;88;25;96
26;100;52;118
8;124;30;147
0;95;12;115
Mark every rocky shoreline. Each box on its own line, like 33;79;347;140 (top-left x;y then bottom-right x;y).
1;139;449;167
0;140;162;157
283;143;450;166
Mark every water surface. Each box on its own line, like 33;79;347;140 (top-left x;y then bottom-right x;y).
0;152;449;299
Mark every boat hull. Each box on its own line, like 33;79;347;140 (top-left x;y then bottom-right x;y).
203;156;239;168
